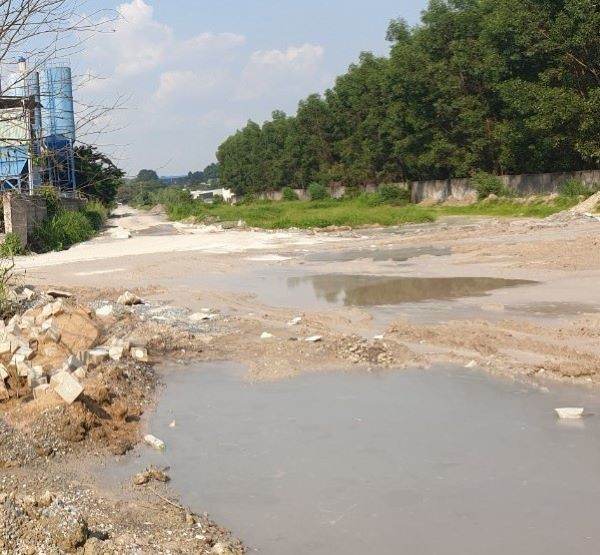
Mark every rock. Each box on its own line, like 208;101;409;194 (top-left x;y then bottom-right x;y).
190;312;211;322
95;305;114;318
73;367;87;381
37;491;54;508
117;291;143;306
41;304;54;319
53;371;84;404
16;361;32;378
555;407;584;419
0;382;9;401
260;332;274;340
87;348;109;366
130;347;148;362
47;289;73;299
43;322;61;343
108;344;125;361
287;317;302;326
305;335;323;343
211;543;237;555
0;341;11;356
64;355;83;371
27;366;44;387
465;360;477;369
51;300;64;316
41;499;88;552
133;467;170;486
20;287;36;301
33;383;51;400
373;335;385;341
144;434;165;450
0;363;8;381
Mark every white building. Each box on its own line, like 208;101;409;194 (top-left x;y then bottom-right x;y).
190;188;236;203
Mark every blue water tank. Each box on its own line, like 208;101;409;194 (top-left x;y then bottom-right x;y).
40;66;76;142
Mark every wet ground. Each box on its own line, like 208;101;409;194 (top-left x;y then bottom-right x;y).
304;245;450;262
114;362;600;555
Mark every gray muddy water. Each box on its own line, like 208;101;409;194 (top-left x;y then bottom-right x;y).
112;363;600;554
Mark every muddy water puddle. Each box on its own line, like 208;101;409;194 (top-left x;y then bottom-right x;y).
197;270;534;313
114;363;600;554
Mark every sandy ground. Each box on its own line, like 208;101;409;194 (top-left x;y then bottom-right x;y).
3;203;600;553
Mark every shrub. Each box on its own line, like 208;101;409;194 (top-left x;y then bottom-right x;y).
281;187;299;201
379;184;410;205
472;172;510;200
308;182;330;201
0;233;25;257
559;178;592;198
212;194;224;205
38;185;62;218
32;211;95;252
342;185;361;199
84;201;108;231
357;192;384;207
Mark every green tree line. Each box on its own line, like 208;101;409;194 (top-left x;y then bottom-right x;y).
217;0;600;196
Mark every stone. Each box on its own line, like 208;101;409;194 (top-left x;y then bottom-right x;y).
287;317;302;326
190;312;211;322
47;289;73;299
87;348;109;366
16;361;32;378
211;543;237;555
117;291;143;306
260;332;274;340
0;383;9;401
305;335;323;343
108;345;125;361
20;287;36;301
41;304;53;319
465;360;477;369
42;322;61;343
130;347;148;362
144;434;165;450
0;364;8;381
27;366;44;386
95;305;114;318
64;355;82;371
73;367;87;381
17;346;35;360
33;383;51;400
0;341;11;356
53;371;84;404
51;300;64;316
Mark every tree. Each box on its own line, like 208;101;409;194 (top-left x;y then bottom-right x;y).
137;169;160;182
74;146;124;206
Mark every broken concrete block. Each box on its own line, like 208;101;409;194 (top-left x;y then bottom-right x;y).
19;315;35;329
0;341;11;356
0;383;9;401
41;304;53;319
16;361;32;378
53;371;83;404
95;305;114;318
73;367;87;381
42;323;61;344
130;347;148;362
27;366;44;387
117;291;143;306
21;288;36;301
47;289;73;299
287;317;302;326
108;345;125;361
190;312;211;322
50;371;65;389
0;364;8;381
16;347;35;361
33;383;51;400
64;355;82;372
555;407;584;419
260;332;274;340
87;348;109;366
51;300;64;316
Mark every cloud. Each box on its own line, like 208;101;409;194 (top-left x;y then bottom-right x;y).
153;69;225;104
239;43;325;99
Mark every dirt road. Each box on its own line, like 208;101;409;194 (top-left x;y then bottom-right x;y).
3;204;600;553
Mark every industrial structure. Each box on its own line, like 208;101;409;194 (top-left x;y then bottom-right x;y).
0;59;77;195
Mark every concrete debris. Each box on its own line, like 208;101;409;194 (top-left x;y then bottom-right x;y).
117;291;143;306
33;383;51;400
41;304;54;319
20;288;36;301
64;355;83;372
131;346;149;362
260;332;274;340
0;382;9;400
465;360;477;369
95;304;114;317
73;367;87;381
86;348;110;367
51;300;64;316
109;344;125;361
555;407;584;419
52;371;84;405
373;335;385;341
190;312;212;322
305;335;323;343
42;322;61;343
144;434;166;450
0;341;10;356
287;317;302;326
0;363;8;380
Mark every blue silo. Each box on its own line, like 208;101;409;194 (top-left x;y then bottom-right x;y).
40;65;77;191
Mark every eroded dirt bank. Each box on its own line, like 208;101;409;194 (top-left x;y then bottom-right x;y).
2;204;600;553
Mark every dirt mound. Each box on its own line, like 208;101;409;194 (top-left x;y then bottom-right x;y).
570;191;600;214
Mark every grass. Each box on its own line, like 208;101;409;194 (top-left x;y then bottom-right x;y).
145;191;583;230
433;196;579;219
167;197;437;229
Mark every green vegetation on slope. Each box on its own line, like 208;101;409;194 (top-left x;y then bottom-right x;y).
216;0;600;196
434;197;580;219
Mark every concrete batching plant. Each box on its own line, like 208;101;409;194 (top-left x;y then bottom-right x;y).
0;59;77;194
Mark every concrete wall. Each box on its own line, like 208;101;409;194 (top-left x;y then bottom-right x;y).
3;193;85;246
411;169;600;203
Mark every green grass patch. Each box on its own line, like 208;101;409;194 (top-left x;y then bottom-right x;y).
434;196;578;218
166;198;436;229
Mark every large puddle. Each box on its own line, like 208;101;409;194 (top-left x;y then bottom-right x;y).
197;271;534;312
113;363;600;554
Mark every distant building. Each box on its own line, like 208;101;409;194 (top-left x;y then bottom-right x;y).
190;188;236;203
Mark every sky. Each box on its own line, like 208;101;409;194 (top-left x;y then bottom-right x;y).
76;0;429;176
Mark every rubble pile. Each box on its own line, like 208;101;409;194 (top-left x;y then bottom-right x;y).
337;336;395;365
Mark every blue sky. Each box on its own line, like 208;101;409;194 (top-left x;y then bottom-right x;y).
78;0;428;175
